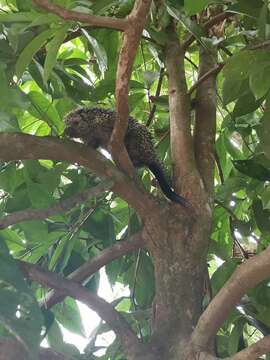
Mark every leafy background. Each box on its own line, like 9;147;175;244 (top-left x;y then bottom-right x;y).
1;0;270;358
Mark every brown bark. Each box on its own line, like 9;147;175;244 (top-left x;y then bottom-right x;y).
0;133;160;219
165;24;204;209
111;0;152;177
194;47;217;198
33;0;127;31
4;3;269;359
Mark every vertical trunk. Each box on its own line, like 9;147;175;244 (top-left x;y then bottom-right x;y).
147;211;212;359
194;47;217;198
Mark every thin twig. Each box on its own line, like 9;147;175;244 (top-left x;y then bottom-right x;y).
0;182;113;229
147;67;165;127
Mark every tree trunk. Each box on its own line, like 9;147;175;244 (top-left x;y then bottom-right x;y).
142;206;212;359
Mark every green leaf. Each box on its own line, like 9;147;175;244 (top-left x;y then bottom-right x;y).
233;89;263;117
28;91;64;133
249;65;270;99
16;28;56;79
233;159;270;181
27;13;60;28
0;241;43;358
228;318;246;356
27;182;53;208
82;29;107;76
222;77;248;106
0;112;19;132
82;209;115;246
0;164;18;193
256;115;270;160
54;298;85;337
134;252;155;307
0;12;37;23
261;186;270;210
184;0;213;15
211;259;239;296
253;200;270;232
44;26;69;82
229;0;264;18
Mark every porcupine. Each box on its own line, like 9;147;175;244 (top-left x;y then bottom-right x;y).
64;107;188;206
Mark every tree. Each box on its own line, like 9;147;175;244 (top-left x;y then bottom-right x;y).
0;0;270;359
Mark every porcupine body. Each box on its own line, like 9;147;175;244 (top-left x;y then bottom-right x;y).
64;107;188;206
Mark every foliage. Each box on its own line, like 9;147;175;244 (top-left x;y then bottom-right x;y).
0;0;270;358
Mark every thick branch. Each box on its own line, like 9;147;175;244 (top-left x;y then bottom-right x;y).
33;0;127;31
190;246;270;351
0;134;160;219
165;25;201;203
110;0;151;176
0;182;113;229
18;261;143;357
194;47;217;196
41;232;144;308
230;335;270;360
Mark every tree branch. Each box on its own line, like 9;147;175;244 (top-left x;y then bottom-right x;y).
190;246;270;351
183;11;234;51
230;335;270;360
110;0;152;177
188;63;224;95
0;134;161;219
0;337;74;360
0;181;113;229
40;232;144;308
32;0;127;31
18;261;143;357
165;24;201;204
194;47;217;197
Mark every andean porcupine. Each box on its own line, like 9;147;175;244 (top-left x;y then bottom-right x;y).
64;107;188;206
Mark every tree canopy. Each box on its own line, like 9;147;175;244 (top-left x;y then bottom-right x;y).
1;0;270;359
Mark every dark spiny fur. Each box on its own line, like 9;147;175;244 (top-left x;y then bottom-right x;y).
64;107;188;206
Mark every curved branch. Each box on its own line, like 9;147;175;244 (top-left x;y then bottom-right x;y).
230;335;270;360
33;0;127;31
188;63;224;95
0;182;113;229
18;261;143;357
110;0;152;177
0;133;160;219
190;246;270;351
41;232;144;308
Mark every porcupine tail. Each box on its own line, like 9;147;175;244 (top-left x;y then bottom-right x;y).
148;162;189;207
